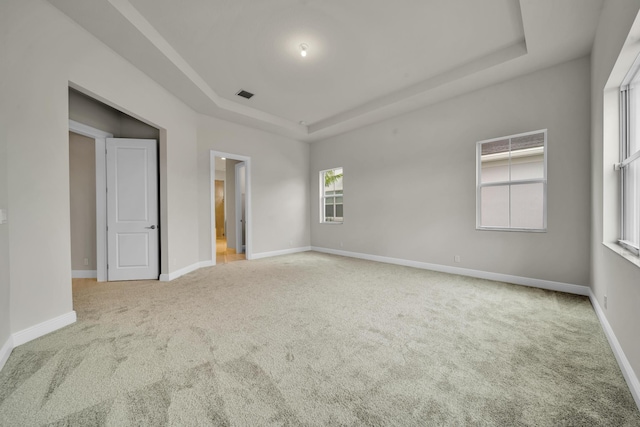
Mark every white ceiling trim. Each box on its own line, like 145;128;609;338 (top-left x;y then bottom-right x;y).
310;40;528;133
107;0;306;134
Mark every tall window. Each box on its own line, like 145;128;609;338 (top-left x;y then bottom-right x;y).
476;130;547;231
320;167;343;223
619;61;640;255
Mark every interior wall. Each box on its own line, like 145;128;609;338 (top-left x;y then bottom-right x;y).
0;0;200;333
69;89;160;140
198;114;310;260
591;0;640;389
69;133;96;271
0;96;10;349
69;89;120;135
311;56;591;287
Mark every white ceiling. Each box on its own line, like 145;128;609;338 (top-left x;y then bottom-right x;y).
48;0;603;142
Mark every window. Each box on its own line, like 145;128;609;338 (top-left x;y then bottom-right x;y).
476;130;547;231
320;167;343;223
619;60;640;255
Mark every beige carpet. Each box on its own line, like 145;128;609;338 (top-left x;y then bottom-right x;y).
0;252;638;426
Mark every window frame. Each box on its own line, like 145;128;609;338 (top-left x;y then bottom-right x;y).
320;167;344;224
476;129;548;232
618;58;640;256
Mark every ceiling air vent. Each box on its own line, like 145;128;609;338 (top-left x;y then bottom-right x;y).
236;89;254;99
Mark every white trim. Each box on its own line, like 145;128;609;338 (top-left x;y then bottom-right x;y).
159;260;214;282
159;261;201;281
210;151;253;264
310;246;589;296
68;120;113;139
95;138;107;282
72;270;97;279
589;291;640;410
12;311;77;347
235;161;245;255
252;246;312;260
69;120;113;282
0;336;13;372
209;151;216;267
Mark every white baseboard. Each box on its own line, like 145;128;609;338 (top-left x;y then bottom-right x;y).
310;246;590;296
12;311;77;347
158;247;312;281
72;270;97;279
251;246;311;260
199;260;215;268
0;336;13;372
159;261;203;282
589;292;640;410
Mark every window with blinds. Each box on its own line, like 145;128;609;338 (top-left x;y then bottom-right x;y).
476;130;547;231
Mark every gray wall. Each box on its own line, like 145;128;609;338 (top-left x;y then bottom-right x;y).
69;133;97;271
69;89;160;140
198;114;311;261
0;96;10;350
591;0;640;388
311;56;591;287
1;0;200;333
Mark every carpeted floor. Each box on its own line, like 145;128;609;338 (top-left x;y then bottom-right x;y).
0;252;638;426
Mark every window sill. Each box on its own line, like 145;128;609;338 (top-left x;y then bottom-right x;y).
476;227;546;233
320;222;343;225
603;242;640;269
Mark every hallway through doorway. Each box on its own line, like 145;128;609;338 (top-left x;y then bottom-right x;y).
216;238;246;264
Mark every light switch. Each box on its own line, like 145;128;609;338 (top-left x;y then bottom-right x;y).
0;209;7;225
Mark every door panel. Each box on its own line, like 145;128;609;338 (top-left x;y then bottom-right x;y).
107;138;158;281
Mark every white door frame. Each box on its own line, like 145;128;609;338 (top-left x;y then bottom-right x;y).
69;119;112;282
235;161;246;254
209;150;252;265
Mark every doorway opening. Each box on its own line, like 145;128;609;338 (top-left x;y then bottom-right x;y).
210;151;251;265
68;87;161;282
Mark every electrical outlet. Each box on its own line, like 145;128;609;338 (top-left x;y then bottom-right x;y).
454;255;461;263
0;209;7;225
340;241;344;247
604;295;608;309
83;258;89;266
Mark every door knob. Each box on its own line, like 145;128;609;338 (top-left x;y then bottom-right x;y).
146;225;156;229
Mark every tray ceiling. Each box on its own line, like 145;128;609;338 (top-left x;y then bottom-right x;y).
48;0;603;141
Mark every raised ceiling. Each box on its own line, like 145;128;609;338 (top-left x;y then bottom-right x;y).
48;0;603;141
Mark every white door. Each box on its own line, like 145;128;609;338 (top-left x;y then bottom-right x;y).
106;138;159;281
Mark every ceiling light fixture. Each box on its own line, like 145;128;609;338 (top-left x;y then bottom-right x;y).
299;43;309;57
